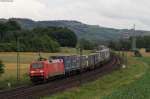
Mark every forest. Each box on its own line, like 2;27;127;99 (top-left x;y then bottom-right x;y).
0;19;77;52
109;36;150;52
2;19;150;52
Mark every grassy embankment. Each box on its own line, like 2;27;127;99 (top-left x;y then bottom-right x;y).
102;57;150;99
43;52;149;99
0;47;91;89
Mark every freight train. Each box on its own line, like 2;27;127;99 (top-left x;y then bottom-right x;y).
29;48;110;82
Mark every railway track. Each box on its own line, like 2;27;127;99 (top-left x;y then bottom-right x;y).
0;55;121;99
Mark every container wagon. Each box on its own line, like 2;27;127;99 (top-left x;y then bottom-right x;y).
29;48;110;82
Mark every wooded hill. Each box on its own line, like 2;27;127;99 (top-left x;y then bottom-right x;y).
0;19;77;52
1;18;150;52
2;18;150;41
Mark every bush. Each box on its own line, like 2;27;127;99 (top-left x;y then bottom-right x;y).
0;60;4;76
146;48;150;52
79;39;97;50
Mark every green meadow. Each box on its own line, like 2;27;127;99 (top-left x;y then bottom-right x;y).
43;53;150;99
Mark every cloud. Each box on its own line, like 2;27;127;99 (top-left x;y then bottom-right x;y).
0;0;150;30
0;0;49;19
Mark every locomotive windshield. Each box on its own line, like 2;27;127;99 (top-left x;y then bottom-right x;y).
32;63;44;68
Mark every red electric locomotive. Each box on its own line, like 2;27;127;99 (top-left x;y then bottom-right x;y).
30;59;65;81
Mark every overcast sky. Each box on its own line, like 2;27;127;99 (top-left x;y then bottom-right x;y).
0;0;150;30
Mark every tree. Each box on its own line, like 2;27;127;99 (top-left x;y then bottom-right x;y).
32;27;77;47
0;19;21;42
0;19;78;52
108;39;131;51
79;39;96;50
39;35;60;52
7;19;21;31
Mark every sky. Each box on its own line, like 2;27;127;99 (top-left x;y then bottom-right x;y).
0;0;150;30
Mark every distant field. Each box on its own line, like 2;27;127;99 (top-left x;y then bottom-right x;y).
43;52;149;99
0;47;91;89
0;47;91;64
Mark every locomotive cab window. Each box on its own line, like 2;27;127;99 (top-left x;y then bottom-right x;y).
32;63;44;68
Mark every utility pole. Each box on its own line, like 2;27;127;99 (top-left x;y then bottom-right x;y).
132;24;136;50
122;30;129;66
79;42;83;83
17;37;20;82
38;49;42;61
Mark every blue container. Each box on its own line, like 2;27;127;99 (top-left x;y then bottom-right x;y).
55;55;79;73
71;55;79;70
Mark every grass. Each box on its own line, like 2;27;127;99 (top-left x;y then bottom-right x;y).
0;63;30;89
0;47;91;89
102;57;150;99
43;53;148;99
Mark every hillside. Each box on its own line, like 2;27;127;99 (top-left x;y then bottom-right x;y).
1;18;150;41
12;18;122;41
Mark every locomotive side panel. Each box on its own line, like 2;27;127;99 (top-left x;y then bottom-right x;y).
46;60;65;78
30;60;65;81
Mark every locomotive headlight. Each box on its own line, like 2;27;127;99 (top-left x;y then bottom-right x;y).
30;71;35;73
39;70;44;73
